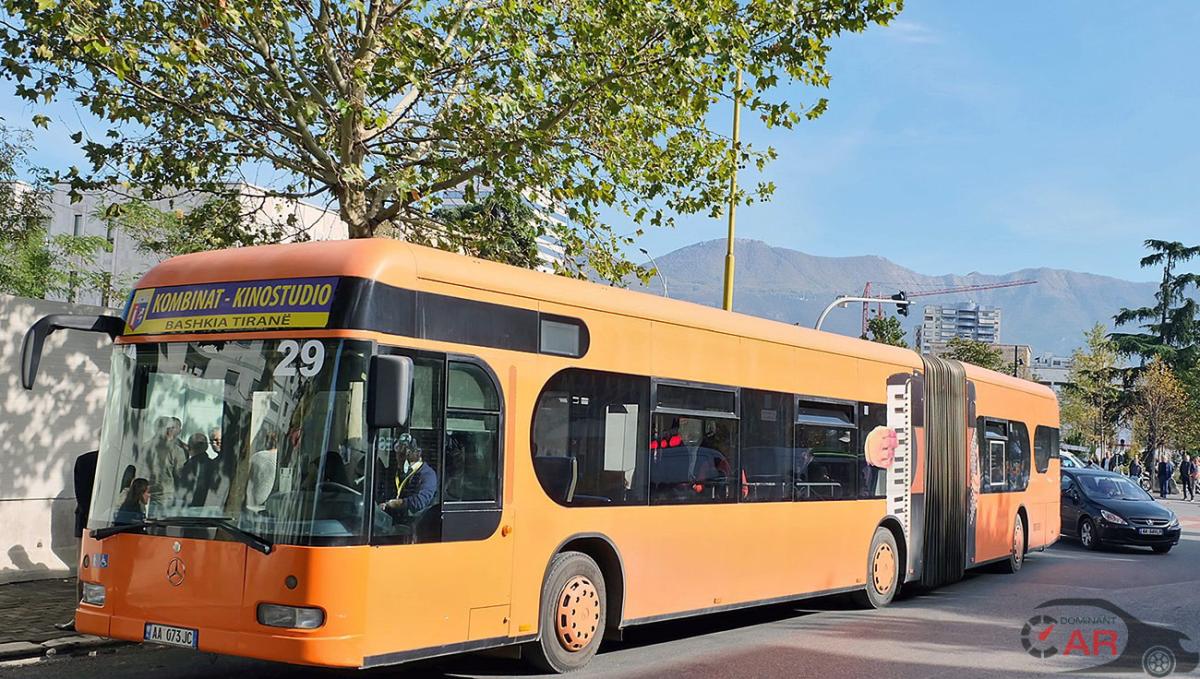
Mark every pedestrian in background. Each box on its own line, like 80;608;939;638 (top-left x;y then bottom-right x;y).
1129;456;1142;481
1158;454;1173;499
56;449;98;632
1180;455;1196;502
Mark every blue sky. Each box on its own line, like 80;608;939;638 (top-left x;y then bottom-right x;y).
3;2;1199;282
634;1;1200;282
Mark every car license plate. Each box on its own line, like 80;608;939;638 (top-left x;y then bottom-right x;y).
1138;527;1163;536
143;623;197;648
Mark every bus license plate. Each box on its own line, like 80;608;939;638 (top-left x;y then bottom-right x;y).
144;623;197;648
1138;528;1163;536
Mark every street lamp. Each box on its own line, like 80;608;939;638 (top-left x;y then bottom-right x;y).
721;69;742;312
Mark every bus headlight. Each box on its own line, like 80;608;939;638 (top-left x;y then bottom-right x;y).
256;603;325;630
81;582;106;607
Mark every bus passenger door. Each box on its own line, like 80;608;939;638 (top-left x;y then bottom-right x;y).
442;359;514;642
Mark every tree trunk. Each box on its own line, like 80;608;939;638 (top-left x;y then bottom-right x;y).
338;185;373;239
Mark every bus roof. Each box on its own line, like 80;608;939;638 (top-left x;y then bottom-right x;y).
135;239;1055;401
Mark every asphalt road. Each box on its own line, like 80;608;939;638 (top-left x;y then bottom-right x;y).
5;498;1199;679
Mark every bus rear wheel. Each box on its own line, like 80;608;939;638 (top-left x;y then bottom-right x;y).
1001;515;1026;573
527;551;607;673
852;527;899;609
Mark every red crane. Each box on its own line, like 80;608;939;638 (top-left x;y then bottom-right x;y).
860;279;1037;336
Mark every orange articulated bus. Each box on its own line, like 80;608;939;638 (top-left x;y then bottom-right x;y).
21;239;1059;672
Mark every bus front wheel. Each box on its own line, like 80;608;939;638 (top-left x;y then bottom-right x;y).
527;551;607;673
852;527;899;609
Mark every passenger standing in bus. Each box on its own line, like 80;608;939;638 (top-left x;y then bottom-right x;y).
144;416;186;506
245;430;279;513
178;432;214;506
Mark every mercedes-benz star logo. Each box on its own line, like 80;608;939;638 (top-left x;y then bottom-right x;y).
166;557;186;587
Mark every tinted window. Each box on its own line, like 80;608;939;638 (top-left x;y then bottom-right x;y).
656;383;736;414
539;317;585;357
1034;426;1058;474
740;390;794;502
1008;421;1031;491
445;362;501;503
651;410;737;505
532;369;650;506
448;362;500;411
858;402;889;499
796;401;857;500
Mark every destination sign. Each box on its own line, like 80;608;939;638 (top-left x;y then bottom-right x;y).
123;277;339;335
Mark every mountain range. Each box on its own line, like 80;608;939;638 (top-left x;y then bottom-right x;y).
632;239;1158;356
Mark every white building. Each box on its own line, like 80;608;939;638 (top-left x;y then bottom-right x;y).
1031;353;1074;394
45;184;563;307
43;183;348;307
916;302;1002;353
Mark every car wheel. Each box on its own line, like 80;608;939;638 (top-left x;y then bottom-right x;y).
1001;515;1026;573
852;526;900;609
1151;544;1173;554
526;551;606;674
1142;645;1176;677
1079;517;1101;551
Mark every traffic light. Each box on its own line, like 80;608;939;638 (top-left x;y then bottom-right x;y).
891;291;909;317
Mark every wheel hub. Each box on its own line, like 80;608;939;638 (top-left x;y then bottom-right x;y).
555;575;600;652
1013;521;1024;565
872;543;896;594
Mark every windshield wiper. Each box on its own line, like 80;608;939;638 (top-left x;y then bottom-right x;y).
92;516;273;555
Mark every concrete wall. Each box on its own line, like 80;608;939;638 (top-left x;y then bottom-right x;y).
0;295;115;583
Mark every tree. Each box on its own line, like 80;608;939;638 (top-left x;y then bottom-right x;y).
942;337;1006;371
1059;324;1122;457
864;314;908;348
1130;358;1192;469
0;0;902;282
100;196;296;258
429;192;542;270
1110;239;1200;369
0;120;110;301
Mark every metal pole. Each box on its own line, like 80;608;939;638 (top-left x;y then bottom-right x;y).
815;295;910;331
722;69;742;312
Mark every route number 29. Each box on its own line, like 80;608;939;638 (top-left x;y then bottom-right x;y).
274;340;326;378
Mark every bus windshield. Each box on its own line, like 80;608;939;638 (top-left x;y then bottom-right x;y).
90;338;372;545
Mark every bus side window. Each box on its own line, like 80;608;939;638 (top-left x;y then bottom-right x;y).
1034;425;1057;474
1007;421;1031;491
445;362;502;504
740;389;794;502
531;369;650;506
794;400;857;501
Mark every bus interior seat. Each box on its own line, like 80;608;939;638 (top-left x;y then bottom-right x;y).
533;456;577;503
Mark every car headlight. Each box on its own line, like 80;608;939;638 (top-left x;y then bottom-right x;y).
256;603;325;630
81;582;106;607
1169;515;1180;528
1100;509;1127;525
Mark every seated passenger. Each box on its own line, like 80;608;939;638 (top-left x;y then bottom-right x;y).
113;478;150;525
379;434;438;522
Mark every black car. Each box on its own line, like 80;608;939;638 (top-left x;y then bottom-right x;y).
1060;468;1181;553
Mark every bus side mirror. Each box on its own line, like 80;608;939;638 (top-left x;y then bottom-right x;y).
21;314;124;390
368;355;414;429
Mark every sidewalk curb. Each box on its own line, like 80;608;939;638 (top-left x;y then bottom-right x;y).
0;635;128;662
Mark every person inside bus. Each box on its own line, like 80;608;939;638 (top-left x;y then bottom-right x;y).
144;415;186;506
113;478;151;525
379;433;438;525
177;432;215;507
245;430;279;513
